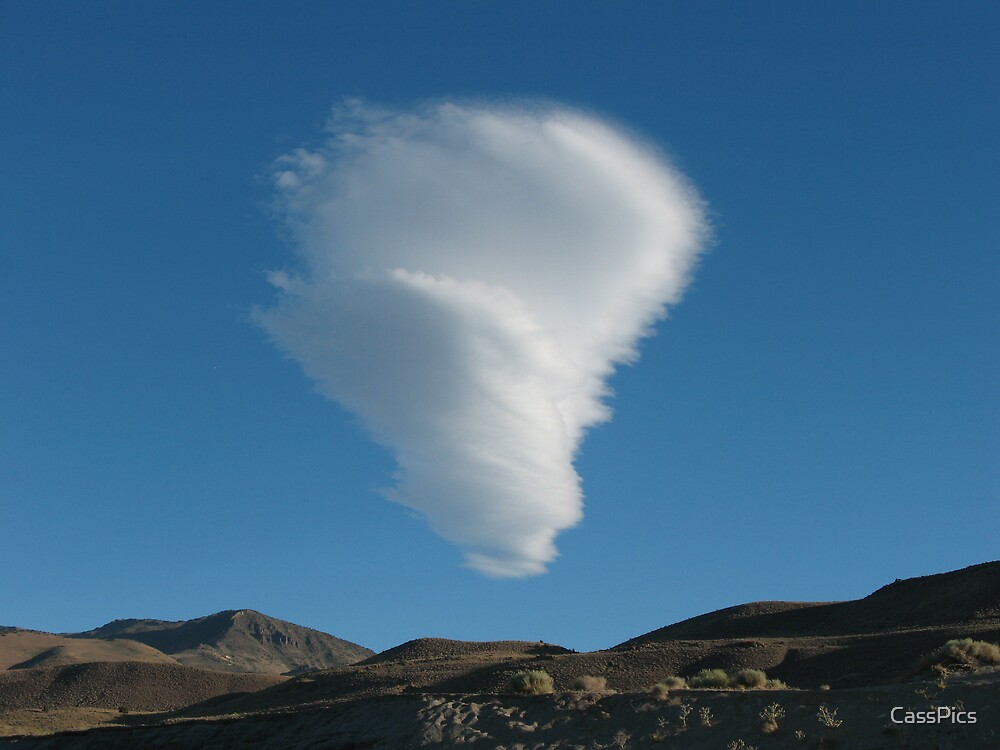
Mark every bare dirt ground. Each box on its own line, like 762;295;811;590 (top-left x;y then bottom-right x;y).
1;673;998;749
0;662;285;715
0;709;135;738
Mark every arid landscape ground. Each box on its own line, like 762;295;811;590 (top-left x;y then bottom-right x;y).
2;562;998;748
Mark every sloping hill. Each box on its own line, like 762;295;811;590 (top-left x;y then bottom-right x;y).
848;560;1000;625
0;661;284;712
362;638;571;665
3;562;1000;743
70;610;373;675
0;631;177;671
617;561;1000;646
206;562;1000;712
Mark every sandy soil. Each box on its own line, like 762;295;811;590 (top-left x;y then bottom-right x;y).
2;675;998;749
0;632;176;671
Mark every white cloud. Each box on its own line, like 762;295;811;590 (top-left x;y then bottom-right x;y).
256;100;707;577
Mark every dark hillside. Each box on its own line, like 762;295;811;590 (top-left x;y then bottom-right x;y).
362;638;571;665
618;561;1000;646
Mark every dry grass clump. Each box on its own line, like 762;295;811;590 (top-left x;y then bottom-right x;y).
650;675;687;699
920;638;1000;672
731;668;768;689
688;668;730;689
509;670;554;695
571;675;608;692
685;668;790;690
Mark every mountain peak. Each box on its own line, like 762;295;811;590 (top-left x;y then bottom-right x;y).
73;610;372;675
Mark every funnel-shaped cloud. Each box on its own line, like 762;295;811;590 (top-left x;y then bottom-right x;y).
257;100;706;577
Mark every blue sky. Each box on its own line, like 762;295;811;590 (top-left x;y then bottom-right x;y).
2;1;997;653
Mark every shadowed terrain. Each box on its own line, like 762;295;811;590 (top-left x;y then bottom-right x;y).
619;560;1000;644
2;562;998;747
4;674;999;749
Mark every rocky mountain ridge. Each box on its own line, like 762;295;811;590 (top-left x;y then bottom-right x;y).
2;610;372;677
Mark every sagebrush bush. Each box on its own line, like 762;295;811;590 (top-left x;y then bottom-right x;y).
688;668;730;689
731;668;768;689
509;669;554;695
571;675;608;692
650;675;688;698
925;638;1000;669
764;678;788;689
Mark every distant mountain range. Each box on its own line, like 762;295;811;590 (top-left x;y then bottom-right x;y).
1;610;372;676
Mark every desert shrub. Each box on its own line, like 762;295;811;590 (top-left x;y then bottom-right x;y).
764;678;788;689
571;675;608;692
688;668;730;689
677;702;693;728
509;669;554;695
699;706;714;726
931;663;950;688
760;702;785;722
759;702;785;734
922;638;1000;671
650;683;670;700
817;705;842;728
731;668;768;689
650;675;687;699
